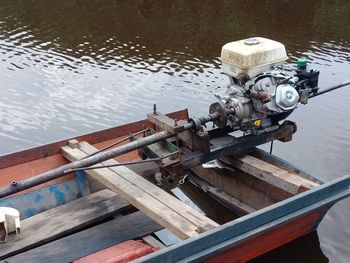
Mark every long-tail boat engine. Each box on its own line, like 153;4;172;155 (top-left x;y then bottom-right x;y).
209;37;320;132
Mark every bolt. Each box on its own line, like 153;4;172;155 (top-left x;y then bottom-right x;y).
174;119;178;126
153;104;158;115
11;181;17;187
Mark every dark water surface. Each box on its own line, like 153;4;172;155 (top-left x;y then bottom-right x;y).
0;0;349;262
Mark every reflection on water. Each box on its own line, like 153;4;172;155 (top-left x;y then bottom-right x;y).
318;197;350;263
0;0;349;261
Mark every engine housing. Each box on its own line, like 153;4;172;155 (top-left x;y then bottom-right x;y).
210;37;319;132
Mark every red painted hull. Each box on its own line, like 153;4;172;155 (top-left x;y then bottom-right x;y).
204;208;326;263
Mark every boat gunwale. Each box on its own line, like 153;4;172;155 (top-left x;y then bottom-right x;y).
133;174;350;262
0;109;189;170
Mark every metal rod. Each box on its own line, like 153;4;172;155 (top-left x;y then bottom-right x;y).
65;158;161;173
310;80;350;98
0;130;174;198
82;128;150;159
269;140;274;154
0;111;222;198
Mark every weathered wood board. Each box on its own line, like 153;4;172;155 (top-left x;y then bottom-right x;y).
221;155;319;194
189;174;256;216
61;141;218;240
2;211;162;263
191;165;280;210
0;189;129;260
142;235;166;249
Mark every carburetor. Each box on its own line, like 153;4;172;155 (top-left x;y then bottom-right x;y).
210;37;319;131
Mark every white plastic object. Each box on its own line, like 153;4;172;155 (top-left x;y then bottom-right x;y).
0;207;20;242
220;37;288;79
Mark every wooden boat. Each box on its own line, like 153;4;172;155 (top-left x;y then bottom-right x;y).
0;109;349;263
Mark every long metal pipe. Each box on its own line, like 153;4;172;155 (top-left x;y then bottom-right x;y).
310;80;350;98
0;111;225;199
0;130;174;198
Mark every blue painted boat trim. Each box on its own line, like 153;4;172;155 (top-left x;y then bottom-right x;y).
133;175;350;263
0;175;89;219
75;171;89;197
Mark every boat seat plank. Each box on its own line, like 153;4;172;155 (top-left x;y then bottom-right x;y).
221;155;319;195
0;189;130;260
61;142;218;239
78;141;218;229
2;211;162;263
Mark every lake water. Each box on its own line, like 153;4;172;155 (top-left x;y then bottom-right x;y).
0;1;349;261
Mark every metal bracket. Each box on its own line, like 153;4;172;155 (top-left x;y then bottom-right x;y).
131;129;181;167
147;112;185;134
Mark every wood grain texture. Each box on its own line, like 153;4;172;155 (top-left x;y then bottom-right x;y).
203;209;325;263
0;189;129;260
78;141;218;229
62;145;199;239
2;211;162;263
0;110;188;169
190;174;255;216
142;235;166;249
190;165;280;210
222;155;319;195
250;148;323;184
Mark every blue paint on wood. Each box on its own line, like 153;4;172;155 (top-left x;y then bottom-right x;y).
75;171;89;197
35;194;43;203
0;179;83;219
25;208;36;218
135;175;350;263
49;185;66;206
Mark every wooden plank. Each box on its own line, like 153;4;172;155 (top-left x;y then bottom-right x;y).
221;155;319;195
250;148;323;184
191;165;280;210
189;174;256;216
73;240;156;263
0;189;130;260
3;211;162;263
61;146;201;240
0;110;188;169
142;235;166;249
78;141;218;230
0;179;85;219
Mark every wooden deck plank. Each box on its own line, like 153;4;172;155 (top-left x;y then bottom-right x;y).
78;141;218;229
61;146;201;240
189;174;256;216
221;155;319;194
142;235;166;249
191;165;279;210
2;211;162;263
0;189;130;260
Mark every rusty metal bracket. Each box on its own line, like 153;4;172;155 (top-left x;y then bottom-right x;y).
131;129;181;167
177;121;297;169
147;112;185;134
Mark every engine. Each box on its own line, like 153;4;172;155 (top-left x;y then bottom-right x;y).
209;37;319;132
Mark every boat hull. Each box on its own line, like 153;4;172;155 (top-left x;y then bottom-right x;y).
134;174;350;262
1;108;349;262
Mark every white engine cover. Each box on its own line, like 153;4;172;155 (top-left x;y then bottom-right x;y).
220;37;288;79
